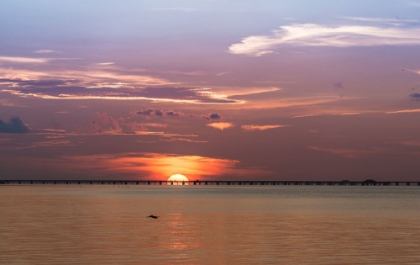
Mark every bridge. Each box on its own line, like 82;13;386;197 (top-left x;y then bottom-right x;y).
1;179;419;186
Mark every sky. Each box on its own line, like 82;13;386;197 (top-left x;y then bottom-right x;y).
1;0;420;181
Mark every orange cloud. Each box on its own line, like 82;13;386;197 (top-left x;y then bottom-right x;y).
60;153;269;180
207;122;234;130
241;124;287;131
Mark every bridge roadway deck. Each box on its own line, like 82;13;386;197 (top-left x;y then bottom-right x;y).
1;180;420;186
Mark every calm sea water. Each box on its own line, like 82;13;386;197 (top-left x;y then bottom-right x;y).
1;185;420;264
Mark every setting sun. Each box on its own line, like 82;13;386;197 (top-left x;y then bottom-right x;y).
167;174;189;183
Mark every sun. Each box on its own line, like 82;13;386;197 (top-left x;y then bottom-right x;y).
167;174;189;183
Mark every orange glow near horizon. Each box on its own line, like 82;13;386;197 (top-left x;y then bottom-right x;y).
60;153;270;180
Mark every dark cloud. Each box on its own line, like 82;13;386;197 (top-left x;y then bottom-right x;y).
136;109;156;116
410;93;420;100
136;109;185;118
202;113;222;120
166;110;184;117
0;117;29;133
0;78;242;104
155;109;163;116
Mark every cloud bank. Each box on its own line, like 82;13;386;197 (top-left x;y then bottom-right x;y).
229;24;420;56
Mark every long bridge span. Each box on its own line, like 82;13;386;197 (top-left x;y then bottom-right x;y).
1;179;419;186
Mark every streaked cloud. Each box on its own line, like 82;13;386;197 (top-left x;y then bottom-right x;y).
386;109;420;114
13;140;73;150
0;56;49;64
338;16;419;24
34;50;59;54
241;124;287;131
0;99;27;107
207;122;234;130
95;62;115;66
229;24;420;56
309;146;389;158
402;141;420;147
1;78;244;104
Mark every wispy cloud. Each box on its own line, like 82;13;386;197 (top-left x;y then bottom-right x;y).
34;50;59;54
386;109;420;114
14;140;73;150
1;77;244;104
338;16;419;24
95;62;115;66
0;99;27;107
308;146;389;158
229;24;420;56
0;56;49;63
402;141;420;147
207;122;234;130
241;124;287;131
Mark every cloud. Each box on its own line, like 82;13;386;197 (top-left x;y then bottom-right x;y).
410;93;420;100
207;122;234;130
241;125;287;131
229;24;420;56
0;99;27;107
0;117;29;133
0;56;49;63
202;113;222;120
166;110;184;117
136;109;184;117
386;108;420;114
338;16;419;24
95;62;115;66
402;141;420;147
308;146;389;158
15;140;73;150
1;77;244;104
136;109;157;116
34;50;59;54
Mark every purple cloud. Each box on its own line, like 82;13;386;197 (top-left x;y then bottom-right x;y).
0;78;243;104
202;113;222;121
410;93;420;100
166;110;184;117
136;109;157;116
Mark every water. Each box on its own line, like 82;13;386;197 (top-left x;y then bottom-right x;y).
1;185;420;264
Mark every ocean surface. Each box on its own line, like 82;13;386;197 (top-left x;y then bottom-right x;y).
1;185;420;264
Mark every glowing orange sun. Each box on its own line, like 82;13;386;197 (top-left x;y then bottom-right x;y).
167;174;189;183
